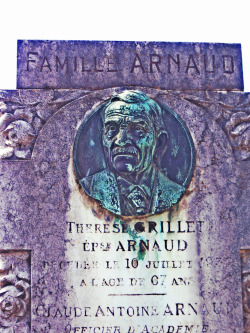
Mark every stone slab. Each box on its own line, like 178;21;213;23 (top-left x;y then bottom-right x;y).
17;40;244;91
0;87;249;332
0;39;249;333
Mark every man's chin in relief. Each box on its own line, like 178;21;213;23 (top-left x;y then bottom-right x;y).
113;155;137;173
111;147;139;173
108;146;156;184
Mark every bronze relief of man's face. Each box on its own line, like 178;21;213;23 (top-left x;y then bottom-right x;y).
102;101;157;180
73;89;195;216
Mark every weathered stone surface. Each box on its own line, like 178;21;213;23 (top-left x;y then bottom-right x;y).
0;89;90;159
0;40;248;332
1;89;249;162
17;40;243;91
0;87;249;332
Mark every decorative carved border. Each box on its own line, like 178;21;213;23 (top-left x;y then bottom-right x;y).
0;89;249;161
0;250;31;332
172;90;250;161
0;90;90;160
240;249;250;333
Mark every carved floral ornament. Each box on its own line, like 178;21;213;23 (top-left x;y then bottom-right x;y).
242;269;250;331
0;266;30;332
0;102;36;159
0;90;89;160
177;91;250;161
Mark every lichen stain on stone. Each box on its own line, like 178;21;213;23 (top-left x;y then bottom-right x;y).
179;197;188;210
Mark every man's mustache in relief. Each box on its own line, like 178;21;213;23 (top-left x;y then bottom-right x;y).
111;147;138;156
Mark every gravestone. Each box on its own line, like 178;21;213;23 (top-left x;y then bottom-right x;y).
0;40;249;333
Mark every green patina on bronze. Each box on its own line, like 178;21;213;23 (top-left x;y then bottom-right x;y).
74;90;195;217
115;216;147;261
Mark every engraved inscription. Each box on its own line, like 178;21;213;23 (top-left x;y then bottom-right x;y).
17;41;243;90
26;52;236;75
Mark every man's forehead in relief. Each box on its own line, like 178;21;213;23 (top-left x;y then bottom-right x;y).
103;90;165;132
